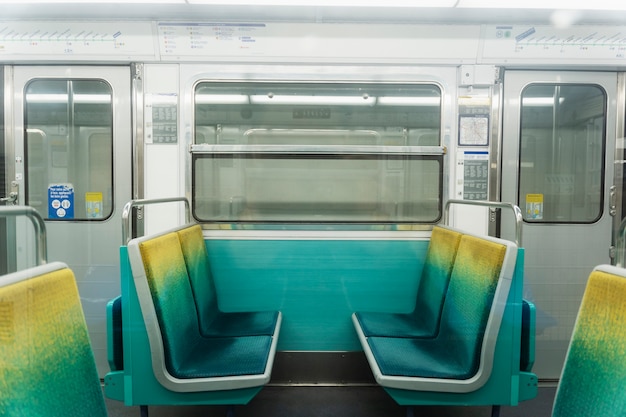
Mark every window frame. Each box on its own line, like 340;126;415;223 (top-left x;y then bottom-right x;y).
191;80;446;230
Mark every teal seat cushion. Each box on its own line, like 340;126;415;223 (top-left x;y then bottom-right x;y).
355;312;433;338
367;336;474;379
172;335;273;379
204;311;279;338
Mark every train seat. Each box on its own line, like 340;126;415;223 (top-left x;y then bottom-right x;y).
127;230;280;393
353;225;462;338
355;232;518;394
177;224;279;337
0;262;107;417
551;264;626;417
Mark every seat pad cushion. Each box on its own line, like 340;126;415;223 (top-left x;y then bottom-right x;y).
367;336;471;379
204;311;279;338
172;335;273;379
355;311;433;338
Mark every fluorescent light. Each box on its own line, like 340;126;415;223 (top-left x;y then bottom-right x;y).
0;0;186;3
196;94;440;106
25;94;68;103
376;96;440;106
196;94;249;105
0;0;623;7
456;0;626;10
250;94;375;106
74;94;112;103
187;0;457;6
522;97;565;106
26;93;111;103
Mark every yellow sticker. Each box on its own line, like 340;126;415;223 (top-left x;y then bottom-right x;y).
86;192;103;219
525;193;543;220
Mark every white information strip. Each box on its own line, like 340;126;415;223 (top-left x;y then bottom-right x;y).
157;22;482;63
481;25;626;64
0;21;157;60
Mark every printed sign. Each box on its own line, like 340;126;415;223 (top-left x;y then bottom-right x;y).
86;192;103;219
48;184;74;219
462;151;489;200
459;114;489;146
145;93;178;144
526;193;544;220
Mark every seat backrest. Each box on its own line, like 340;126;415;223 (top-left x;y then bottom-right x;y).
552;264;626;417
437;234;513;379
177;225;220;332
413;225;463;334
0;262;107;417
129;232;203;378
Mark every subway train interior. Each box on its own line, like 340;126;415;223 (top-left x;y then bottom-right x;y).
2;1;626;416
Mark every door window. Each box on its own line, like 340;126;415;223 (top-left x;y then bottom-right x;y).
519;84;606;223
24;79;113;220
1;66;6;274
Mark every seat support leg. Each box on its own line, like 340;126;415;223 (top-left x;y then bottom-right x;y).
406;406;415;417
140;405;149;417
491;405;501;417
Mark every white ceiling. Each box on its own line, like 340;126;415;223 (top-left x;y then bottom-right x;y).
0;4;625;26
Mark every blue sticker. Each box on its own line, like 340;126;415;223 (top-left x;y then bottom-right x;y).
48;184;74;219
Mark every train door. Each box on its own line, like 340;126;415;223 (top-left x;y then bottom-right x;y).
501;71;618;380
1;66;6;274
7;66;131;376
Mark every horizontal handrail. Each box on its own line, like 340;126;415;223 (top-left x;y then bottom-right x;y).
122;197;191;245
190;144;446;155
443;199;523;247
0;205;47;265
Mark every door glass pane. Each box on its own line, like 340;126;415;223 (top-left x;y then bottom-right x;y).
24;79;113;220
519;84;606;223
0;67;4;200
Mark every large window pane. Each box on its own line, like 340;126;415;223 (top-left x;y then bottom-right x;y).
519;84;606;223
25;79;113;220
193;82;443;226
193;154;441;224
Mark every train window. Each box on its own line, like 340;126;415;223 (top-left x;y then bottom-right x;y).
519;84;606;223
191;82;443;227
24;79;114;221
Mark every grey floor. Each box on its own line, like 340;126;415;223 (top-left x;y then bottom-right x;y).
105;384;556;417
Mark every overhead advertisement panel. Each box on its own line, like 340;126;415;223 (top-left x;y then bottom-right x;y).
157;22;482;64
480;25;626;65
0;21;157;61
